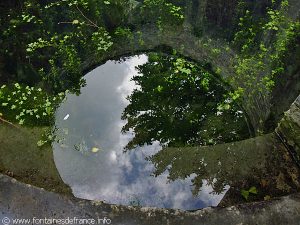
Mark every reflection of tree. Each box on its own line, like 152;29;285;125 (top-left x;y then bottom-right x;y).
122;53;249;150
148;135;275;195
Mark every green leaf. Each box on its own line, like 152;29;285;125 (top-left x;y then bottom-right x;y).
156;85;163;92
241;190;249;200
249;186;258;194
37;140;46;147
180;68;191;74
72;19;79;25
18;119;24;125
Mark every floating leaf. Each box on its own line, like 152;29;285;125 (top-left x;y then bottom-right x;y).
92;147;100;153
63;114;70;120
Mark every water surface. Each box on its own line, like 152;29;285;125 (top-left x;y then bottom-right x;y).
53;55;228;210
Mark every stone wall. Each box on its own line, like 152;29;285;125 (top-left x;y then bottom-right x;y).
276;95;300;164
0;124;71;195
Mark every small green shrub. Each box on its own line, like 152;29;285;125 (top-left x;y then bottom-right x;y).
241;186;258;200
0;83;65;126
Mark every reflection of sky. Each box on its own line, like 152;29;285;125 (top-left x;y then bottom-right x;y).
53;55;227;210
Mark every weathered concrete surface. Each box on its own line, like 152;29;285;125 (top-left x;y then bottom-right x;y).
277;95;300;163
0;124;71;195
1;174;300;225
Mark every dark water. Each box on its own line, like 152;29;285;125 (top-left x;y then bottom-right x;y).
53;55;231;210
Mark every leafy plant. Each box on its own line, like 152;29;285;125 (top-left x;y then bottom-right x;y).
0;83;65;126
230;0;300;133
139;0;184;28
1;0;117;93
37;127;58;147
241;186;258;200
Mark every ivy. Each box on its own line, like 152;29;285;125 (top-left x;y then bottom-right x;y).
0;84;65;126
139;0;184;29
228;0;300;133
91;29;113;52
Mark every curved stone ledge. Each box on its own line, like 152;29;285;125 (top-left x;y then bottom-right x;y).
0;124;71;195
82;24;236;79
1;174;300;225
